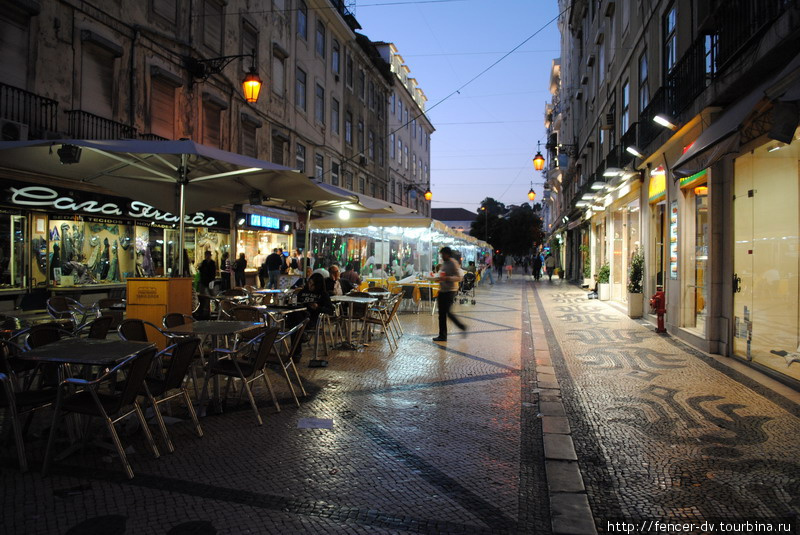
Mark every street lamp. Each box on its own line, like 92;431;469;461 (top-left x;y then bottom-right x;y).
528;181;536;202
480;205;488;242
424;188;433;201
532;140;545;171
186;48;263;103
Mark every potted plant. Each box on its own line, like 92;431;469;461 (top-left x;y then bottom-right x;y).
627;251;644;318
597;262;610;301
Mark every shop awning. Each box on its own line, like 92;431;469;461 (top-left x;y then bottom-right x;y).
673;55;800;178
313;212;432;229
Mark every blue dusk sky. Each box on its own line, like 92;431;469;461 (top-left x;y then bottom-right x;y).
353;0;562;211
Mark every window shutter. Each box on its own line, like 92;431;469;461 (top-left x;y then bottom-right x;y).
203;0;223;54
150;77;175;139
81;43;114;117
0;13;28;88
203;105;222;148
241;122;257;157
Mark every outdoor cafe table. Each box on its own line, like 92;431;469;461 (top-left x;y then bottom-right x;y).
19;338;155;367
330;295;377;349
405;280;439;315
161;320;262;413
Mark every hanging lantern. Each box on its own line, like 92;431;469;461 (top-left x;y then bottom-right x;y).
528;188;536;202
242;68;263;103
532;152;545;171
424;188;433;201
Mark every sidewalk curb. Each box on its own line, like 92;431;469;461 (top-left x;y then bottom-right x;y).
526;281;598;535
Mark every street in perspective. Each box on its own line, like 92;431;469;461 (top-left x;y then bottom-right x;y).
2;0;800;534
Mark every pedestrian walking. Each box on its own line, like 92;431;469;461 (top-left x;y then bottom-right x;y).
505;263;513;280
545;253;556;281
233;252;247;287
533;254;543;281
433;247;467;342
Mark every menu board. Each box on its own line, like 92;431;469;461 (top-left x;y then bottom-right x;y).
669;200;678;279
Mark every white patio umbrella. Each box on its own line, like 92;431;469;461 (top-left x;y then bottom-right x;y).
0;139;356;273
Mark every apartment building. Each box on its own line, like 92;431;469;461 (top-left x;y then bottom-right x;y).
547;0;800;386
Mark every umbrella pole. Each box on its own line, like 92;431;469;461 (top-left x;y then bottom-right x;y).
303;203;312;279
177;155;188;277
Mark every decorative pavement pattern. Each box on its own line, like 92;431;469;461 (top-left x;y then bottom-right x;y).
532;281;800;533
3;277;799;534
1;278;550;534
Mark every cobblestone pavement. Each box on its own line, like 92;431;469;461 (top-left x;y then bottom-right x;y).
5;277;799;534
1;276;550;535
531;280;800;533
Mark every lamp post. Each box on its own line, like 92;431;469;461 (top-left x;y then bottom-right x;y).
480;206;488;242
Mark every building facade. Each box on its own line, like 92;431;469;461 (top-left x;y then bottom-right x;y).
0;0;432;304
549;0;800;386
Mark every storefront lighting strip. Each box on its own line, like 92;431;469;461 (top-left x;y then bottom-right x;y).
192;167;262;182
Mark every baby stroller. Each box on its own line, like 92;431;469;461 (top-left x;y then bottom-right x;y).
459;272;477;304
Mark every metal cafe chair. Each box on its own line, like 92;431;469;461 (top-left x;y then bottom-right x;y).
272;319;310;408
43;347;161;479
143;338;204;453
0;340;57;472
207;327;281;426
46;296;99;331
74;315;115;340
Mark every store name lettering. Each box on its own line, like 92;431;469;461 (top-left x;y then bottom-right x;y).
9;186;218;227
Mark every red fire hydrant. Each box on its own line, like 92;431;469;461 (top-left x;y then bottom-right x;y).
649;289;667;333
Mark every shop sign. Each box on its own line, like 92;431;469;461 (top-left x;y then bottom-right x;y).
679;169;708;190
5;183;228;228
648;166;666;203
248;213;280;229
669;200;678;279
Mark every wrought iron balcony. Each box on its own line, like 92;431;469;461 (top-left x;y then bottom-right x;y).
66;110;137;140
0;82;59;137
139;133;169;141
711;0;795;72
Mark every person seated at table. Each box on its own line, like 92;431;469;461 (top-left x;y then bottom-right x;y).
313;262;330;279
326;265;354;296
296;273;334;328
341;263;362;286
291;267;313;289
403;263;415;277
372;264;388;278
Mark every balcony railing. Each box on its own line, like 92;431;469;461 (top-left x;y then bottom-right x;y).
0;82;59;136
713;0;795;71
66;110;137;140
139;133;169;141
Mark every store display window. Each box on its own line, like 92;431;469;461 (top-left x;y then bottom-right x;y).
0;212;26;290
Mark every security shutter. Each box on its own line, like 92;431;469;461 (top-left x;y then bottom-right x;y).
272;137;285;165
81;43;114;117
150;77;175;139
241;121;257;157
0;12;28;88
203;105;222;148
203;0;223;54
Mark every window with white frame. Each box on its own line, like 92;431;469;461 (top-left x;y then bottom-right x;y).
389;133;395;159
357;120;364;151
315;84;325;124
272;47;286;97
368;130;374;160
621;80;629;134
295;67;306;111
359;176;365;194
664;5;676;75
346;52;353;88
332;40;340;75
358;69;366;100
331;161;340;186
296;143;306;173
345;171;353;190
315;153;324;180
398;138;403;163
331;97;340;134
297;0;307;40
638;49;649;111
345;111;352;145
403;146;408;169
315;20;325;58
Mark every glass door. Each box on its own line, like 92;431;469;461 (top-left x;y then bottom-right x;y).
733;140;800;381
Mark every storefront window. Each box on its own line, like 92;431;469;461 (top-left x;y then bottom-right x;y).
48;219;136;286
733;136;800;381
649;202;666;294
237;229;292;271
0;213;25;290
